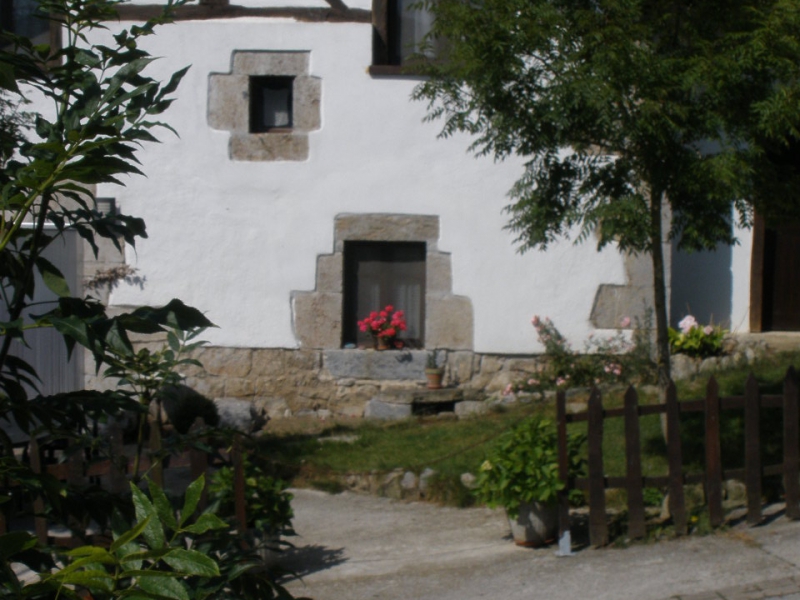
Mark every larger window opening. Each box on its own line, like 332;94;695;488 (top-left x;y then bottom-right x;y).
343;241;426;348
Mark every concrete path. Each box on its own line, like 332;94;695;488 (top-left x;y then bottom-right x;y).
280;489;800;600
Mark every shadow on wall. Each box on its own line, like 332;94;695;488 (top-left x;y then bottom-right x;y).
670;241;732;328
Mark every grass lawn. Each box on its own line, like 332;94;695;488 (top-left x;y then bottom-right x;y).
258;350;800;509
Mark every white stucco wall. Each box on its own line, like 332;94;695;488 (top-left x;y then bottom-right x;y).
81;16;633;353
730;224;753;333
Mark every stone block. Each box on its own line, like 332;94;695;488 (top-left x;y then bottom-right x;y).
324;349;426;380
699;356;720;374
373;390;416;405
255;396;289;420
225;377;254;398
426;252;453;294
251;348;321;378
455;400;488;418
293;76;322;131
426;295;473;350
232;51;309;76
315;254;342;293
185;376;226;400
364;399;412;420
339;404;365;418
199;347;252;379
380;469;405;499
419;468;436;494
448;351;475;384
671;354;698;380
401;471;418;490
334;214;439;251
207;74;249;132
230;132;309;162
294;293;342;349
460;472;477;490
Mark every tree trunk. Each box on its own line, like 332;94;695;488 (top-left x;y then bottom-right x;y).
649;190;671;387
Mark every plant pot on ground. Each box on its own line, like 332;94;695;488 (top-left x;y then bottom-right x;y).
474;415;585;547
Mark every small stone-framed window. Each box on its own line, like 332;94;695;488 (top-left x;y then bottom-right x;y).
250;76;294;133
208;51;321;162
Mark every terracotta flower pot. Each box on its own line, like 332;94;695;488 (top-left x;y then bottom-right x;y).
376;336;393;350
425;368;444;389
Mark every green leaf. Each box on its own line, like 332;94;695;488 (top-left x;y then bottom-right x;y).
138;574;189;600
162;548;219;577
148;478;178;531
0;64;20;93
35;255;71;297
130;484;165;549
179;474;204;526
180;512;227;535
110;516;150;553
54;569;114;591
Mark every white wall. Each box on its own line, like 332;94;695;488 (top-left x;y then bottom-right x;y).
82;17;631;353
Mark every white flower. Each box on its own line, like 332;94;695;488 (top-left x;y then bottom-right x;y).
678;315;698;334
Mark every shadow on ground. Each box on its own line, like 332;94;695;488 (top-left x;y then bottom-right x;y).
278;544;348;582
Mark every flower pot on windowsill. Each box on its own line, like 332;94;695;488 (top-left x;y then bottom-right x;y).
376;336;395;350
425;367;444;389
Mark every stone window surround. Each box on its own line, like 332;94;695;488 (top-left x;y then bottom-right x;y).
292;213;474;350
208;51;321;162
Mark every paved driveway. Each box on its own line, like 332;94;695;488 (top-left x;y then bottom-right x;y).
281;489;800;600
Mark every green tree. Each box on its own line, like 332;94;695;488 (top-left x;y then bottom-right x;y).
413;0;800;385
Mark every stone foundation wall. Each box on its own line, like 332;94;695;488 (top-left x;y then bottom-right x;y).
177;346;547;420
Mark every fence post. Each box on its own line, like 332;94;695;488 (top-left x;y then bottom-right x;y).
665;381;687;535
556;390;572;555
29;438;48;544
624;386;645;539
705;376;724;527
587;387;608;547
745;373;762;525
784;367;800;520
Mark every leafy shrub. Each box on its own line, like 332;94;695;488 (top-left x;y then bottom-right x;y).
668;315;726;358
210;454;295;540
506;314;655;396
474;416;585;517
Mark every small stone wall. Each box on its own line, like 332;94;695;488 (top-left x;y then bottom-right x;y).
178;346;547;420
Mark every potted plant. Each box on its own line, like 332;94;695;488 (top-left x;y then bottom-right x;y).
357;305;407;349
425;349;445;389
474;415;585;547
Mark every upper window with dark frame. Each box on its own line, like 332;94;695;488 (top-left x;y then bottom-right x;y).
249;76;294;133
342;241;426;348
371;0;445;73
1;0;50;43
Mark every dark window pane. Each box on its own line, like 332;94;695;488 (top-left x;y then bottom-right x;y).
2;0;49;40
387;0;445;65
343;241;426;348
249;76;293;133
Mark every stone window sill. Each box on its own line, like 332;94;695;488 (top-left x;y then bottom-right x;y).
324;349;427;380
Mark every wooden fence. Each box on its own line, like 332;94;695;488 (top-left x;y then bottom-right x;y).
0;419;248;547
556;368;800;547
